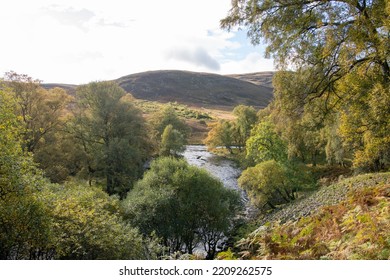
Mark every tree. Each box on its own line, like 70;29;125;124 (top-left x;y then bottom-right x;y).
238;160;312;210
42;183;146;260
205;120;238;154
205;105;257;154
270;71;328;165
70;81;152;197
338;74;390;171
3;72;78;182
222;1;389;83
159;124;186;157
0;84;153;260
246;118;288;165
221;0;390;171
0;86;52;259
233;105;258;149
123;157;242;259
4;71;72;153
33;131;84;183
150;104;190;141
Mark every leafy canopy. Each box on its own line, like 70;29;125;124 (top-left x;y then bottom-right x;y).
222;0;389;81
70;81;152;196
222;0;390;171
123;157;242;259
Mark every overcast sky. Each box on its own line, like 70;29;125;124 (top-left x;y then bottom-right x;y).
0;0;274;84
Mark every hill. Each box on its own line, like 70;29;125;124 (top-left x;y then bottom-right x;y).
115;70;273;110
41;83;77;95
42;70;275;110
227;72;274;88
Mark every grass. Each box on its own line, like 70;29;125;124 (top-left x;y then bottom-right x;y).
134;99;213;120
134;99;235;144
117;70;273;109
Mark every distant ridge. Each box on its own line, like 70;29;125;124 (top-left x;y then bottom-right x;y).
115;70;273;109
42;70;275;110
227;72;274;89
41;83;77;95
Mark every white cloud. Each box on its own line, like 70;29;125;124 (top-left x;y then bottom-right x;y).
44;5;96;31
0;0;275;84
166;47;220;71
221;52;275;74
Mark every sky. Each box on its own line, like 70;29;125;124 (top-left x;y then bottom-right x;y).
0;0;274;84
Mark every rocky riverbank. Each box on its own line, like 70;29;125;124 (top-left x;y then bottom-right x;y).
256;172;390;225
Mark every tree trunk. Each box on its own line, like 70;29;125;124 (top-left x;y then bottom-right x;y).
312;151;317;167
267;201;276;209
275;188;291;203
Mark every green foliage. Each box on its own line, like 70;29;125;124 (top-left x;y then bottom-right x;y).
4;71;72;153
338;78;390;172
149;104;191;140
233;105;258;148
135;100;212;120
42;183;146;260
149;104;191;156
238;160;312;210
0;87;52;259
3;72;81;182
222;0;390;171
216;248;238;260
246;119;288;164
69;81;152;197
159;124;186;157
1;87;151;259
205;105;257;154
222;1;389;81
33;131;84;183
123;157;242;259
270;71;330;166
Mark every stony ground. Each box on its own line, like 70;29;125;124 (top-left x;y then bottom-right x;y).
256;172;390;225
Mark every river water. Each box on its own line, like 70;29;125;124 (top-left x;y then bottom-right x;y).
182;145;256;219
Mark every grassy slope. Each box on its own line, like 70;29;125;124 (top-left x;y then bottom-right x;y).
235;172;390;260
116;70;273;110
227;72;274;89
134;99;235;144
43;70;274;112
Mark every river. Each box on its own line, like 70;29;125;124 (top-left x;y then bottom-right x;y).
182;145;256;219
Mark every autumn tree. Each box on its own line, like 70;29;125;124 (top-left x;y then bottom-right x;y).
4;71;72;153
222;0;389;82
222;0;390;171
204;120;237;154
0;83;154;260
69;81;152;197
2;72;78;182
205;105;257;154
238;160;313;210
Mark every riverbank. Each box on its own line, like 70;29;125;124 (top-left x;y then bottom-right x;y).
234;172;390;260
255;172;390;225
